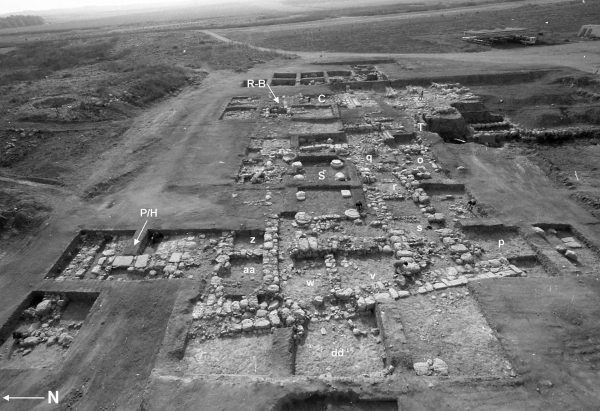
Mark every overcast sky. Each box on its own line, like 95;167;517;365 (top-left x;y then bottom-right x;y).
0;0;230;15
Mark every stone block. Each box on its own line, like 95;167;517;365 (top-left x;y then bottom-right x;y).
113;255;134;268
450;244;468;253
374;292;393;303
398;290;410;298
433;282;447;290
135;254;150;269
508;264;522;274
169;253;182;263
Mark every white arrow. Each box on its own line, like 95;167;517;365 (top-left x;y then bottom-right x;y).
4;395;45;401
266;84;280;103
133;219;148;246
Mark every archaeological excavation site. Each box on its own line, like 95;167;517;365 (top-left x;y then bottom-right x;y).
0;0;600;410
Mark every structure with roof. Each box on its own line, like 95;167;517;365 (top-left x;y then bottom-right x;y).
462;27;537;45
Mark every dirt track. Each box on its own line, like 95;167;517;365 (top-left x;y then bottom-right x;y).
220;0;572;34
0;11;599;409
203;30;600;74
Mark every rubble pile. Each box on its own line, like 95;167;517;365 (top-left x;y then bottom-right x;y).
237;159;287;184
57;231;269;281
190;275;310;340
413;358;449;376
10;294;79;357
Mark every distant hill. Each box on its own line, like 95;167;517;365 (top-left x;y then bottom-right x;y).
0;15;44;29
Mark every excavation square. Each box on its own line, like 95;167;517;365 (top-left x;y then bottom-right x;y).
319;220;385;240
184;334;281;376
283;397;397;411
272;72;297;79
296;132;347;148
49;230;222;281
47;231;130;280
427;193;471;221
295;315;384;376
259;139;291;155
233;230;264;252
396;290;512;378
237;158;287;184
300;77;326;85
508;256;549;278
327;70;352;79
300;71;325;79
288;120;344;136
229;261;263;283
536;226;599;273
283;259;330;301
271;78;296;86
337;255;396;289
220;106;257;121
290;105;336;120
420;182;466;196
0;291;98;369
385;199;425;223
292;188;359;215
461;227;533;260
229;96;259;106
292;163;357;185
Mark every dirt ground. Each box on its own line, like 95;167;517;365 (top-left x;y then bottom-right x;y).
396;288;513;378
219;0;595;53
0;1;600;410
470;277;600;408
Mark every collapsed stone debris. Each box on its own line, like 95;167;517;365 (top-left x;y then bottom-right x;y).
9;293;81;358
42;76;598;384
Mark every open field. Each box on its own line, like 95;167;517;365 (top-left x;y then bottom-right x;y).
220;0;600;53
0;0;599;410
0;0;555;36
0;31;289;190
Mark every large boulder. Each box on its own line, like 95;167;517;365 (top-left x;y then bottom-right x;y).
414;361;432;376
565;250;578;261
269;311;282;327
35;300;53;316
254;318;271;330
450;244;468;253
432;358;449;375
241;319;254;332
58;332;74;347
401;262;421;275
21;336;40;347
335;288;354;301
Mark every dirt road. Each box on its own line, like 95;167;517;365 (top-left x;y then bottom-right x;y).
203;29;600;74
220;0;572;34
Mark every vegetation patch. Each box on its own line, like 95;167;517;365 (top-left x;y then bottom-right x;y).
0;189;51;236
0;38;119;85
